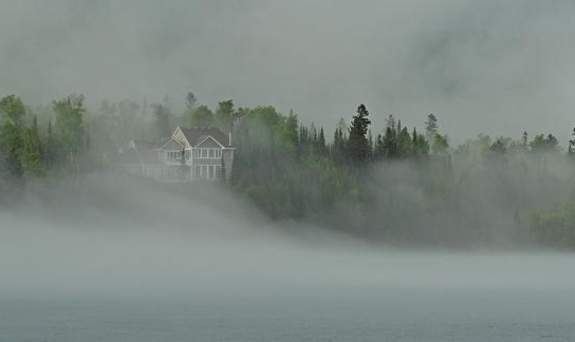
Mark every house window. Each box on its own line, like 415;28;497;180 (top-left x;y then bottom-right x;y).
185;150;191;160
209;149;215;158
201;149;208;158
167;151;181;161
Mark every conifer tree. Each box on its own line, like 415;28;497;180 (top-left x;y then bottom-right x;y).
425;113;438;142
318;127;326;155
347;104;371;163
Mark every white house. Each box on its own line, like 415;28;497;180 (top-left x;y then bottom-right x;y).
119;126;234;182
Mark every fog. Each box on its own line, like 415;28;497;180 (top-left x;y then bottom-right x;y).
3;175;575;340
0;174;573;298
1;1;575;141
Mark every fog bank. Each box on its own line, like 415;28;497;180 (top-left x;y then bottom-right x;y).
2;175;575;299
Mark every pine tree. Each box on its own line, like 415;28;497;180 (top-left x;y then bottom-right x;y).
347;104;371;163
382;115;397;159
332;126;346;162
318;127;326;155
425;113;438;143
412;127;429;157
397;127;412;158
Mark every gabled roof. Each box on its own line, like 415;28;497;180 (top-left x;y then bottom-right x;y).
179;127;230;147
196;136;222;148
160;138;185;150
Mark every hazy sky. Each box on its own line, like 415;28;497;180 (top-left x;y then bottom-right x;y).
0;0;574;142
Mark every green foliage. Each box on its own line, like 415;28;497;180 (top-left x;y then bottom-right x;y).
332;121;347;163
373;115;428;160
0;95;26;125
530;133;559;153
347;104;371;163
189;105;215;129
0;95;26;179
489;137;510;157
53;95;85;155
7;92;575;250
431;133;449;155
215;100;234;131
527;202;575;248
20;116;45;177
230;105;356;219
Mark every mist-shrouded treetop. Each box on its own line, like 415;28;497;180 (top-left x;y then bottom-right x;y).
348;104;371;163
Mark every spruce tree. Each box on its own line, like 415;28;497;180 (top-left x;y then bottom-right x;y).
425;113;438;142
347;104;371;163
318;127;326;155
382;115;398;159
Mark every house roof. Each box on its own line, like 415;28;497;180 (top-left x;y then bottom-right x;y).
179;127;230;147
160;138;185;150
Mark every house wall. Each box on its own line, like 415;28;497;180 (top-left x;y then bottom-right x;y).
127;127;235;183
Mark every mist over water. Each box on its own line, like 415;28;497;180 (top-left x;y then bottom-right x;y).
2;176;575;341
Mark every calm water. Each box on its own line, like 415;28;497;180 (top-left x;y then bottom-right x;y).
3;222;575;341
2;287;575;342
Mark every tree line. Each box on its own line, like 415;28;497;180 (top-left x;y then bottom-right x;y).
2;92;575;248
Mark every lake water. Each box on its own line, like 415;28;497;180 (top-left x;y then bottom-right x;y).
3;278;575;341
2;218;575;341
